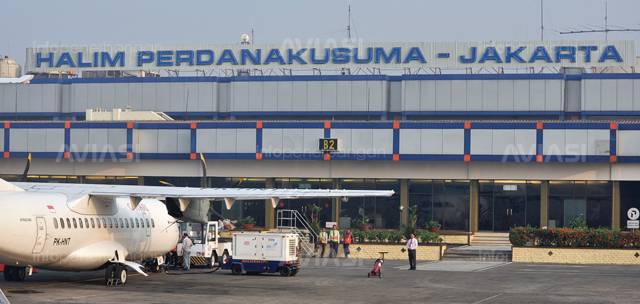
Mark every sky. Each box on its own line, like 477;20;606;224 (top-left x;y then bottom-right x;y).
1;0;639;65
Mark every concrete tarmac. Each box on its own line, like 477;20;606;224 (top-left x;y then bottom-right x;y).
1;258;640;304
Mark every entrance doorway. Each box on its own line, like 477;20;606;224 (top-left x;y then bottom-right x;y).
479;181;540;232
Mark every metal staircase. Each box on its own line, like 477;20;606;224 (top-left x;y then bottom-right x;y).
276;209;318;257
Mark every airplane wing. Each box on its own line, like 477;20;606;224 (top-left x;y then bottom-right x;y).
9;180;394;209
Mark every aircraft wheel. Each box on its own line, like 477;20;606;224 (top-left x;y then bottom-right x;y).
14;267;26;282
104;265;116;286
3;266;14;281
117;266;127;285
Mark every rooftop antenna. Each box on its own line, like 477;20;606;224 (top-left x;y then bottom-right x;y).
347;2;352;40
558;0;640;38
540;0;544;41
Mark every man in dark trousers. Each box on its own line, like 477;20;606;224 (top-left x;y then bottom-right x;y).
406;233;418;270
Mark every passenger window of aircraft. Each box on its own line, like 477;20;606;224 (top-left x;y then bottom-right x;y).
53;217;58;229
108;218;113;229
151;219;155;228
60;218;65;229
90;218;95;229
125;218;130;229
84;218;89;229
119;218;124;229
135;218;140;228
73;218;78;229
78;218;84;229
66;218;71;229
145;218;150;228
101;218;106;228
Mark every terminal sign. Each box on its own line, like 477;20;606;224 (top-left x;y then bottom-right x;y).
25;40;635;73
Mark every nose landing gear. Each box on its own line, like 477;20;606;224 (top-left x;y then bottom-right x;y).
3;266;27;282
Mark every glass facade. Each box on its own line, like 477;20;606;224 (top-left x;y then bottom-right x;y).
340;179;401;229
620;181;640;230
274;178;334;227
478;181;540;231
210;178;266;227
408;180;469;231
548;181;611;228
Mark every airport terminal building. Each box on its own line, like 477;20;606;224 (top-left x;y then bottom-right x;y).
2;40;640;233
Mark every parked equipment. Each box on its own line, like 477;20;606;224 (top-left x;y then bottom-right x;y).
368;251;386;279
176;221;232;268
223;232;300;276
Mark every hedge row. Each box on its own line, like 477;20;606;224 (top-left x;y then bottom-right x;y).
510;227;640;249
351;230;442;244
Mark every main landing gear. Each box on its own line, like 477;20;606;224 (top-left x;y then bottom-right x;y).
104;264;127;286
3;266;27;282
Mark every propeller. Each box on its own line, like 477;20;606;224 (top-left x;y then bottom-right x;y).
20;153;32;182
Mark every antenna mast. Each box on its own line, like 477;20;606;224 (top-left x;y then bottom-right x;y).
558;0;640;37
540;0;544;41
347;3;352;40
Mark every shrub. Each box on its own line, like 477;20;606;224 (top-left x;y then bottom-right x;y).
350;229;438;244
509;227;640;249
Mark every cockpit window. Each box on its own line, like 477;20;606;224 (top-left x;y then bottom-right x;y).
53;217;58;229
60;218;65;229
73;218;78;229
90;218;95;229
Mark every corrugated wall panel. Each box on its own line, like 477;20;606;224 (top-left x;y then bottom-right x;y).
277;82;293;111
307;82;323;111
402;81;419;111
435;80;452;111
583;79;601;111
617;79;633;111
451;80;467;111
262;82;278;112
481;80;499;110
336;81;351;111
529;80;546;111
419;80;436;111
466;80;483;111
248;82;264;112
291;82;307;111
351;81;367;111
497;80;515;111
513;80;530;111
321;81;337;111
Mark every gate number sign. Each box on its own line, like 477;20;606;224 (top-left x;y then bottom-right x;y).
319;138;338;152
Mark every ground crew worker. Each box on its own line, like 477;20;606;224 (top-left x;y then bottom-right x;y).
406;233;418;270
319;228;328;258
329;224;341;258
342;229;353;258
182;233;193;271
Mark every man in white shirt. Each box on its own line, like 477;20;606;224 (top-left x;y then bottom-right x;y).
406;233;418;270
182;233;194;271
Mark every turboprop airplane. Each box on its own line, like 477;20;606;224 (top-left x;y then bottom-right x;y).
0;153;394;285
0;179;394;284
0;178;393;285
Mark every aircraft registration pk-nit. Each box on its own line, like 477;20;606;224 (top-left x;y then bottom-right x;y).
0;177;393;285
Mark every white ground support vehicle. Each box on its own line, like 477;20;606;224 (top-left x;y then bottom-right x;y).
223;232;300;276
177;221;232;268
